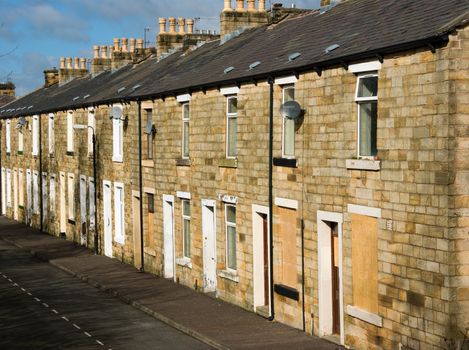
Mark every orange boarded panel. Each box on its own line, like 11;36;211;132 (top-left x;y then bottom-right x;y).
351;214;378;314
276;207;298;288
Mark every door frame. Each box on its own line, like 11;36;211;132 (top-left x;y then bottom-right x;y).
132;191;142;269
79;175;87;245
252;204;271;314
201;199;217;293
59;172;66;233
13;168;18;220
103;180;113;258
317;210;344;345
162;194;175;281
26;169;32;226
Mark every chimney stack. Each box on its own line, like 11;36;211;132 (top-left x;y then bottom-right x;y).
169;17;176;34
159;18;167;33
43;68;59;87
60;56;88;84
320;0;331;6
220;0;269;37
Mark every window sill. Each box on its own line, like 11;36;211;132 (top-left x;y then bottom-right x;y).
49;154;54;158
17;151;23;155
274;284;300;301
176;257;192;269
66;151;74;156
273;157;297;168
114;236;125;245
144;247;156;256
347;305;382;327
112;156;123;163
68;219;76;225
18;205;24;209
176;158;191;167
219;269;239;283
346;159;380;171
6;152;10;156
142;160;154;168
218;158;238;168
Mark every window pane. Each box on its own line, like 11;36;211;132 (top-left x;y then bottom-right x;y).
284;118;295;156
359;102;377;156
183;200;190;216
184;218;191;258
357;76;378;98
183;104;190;120
147;134;153;159
183;121;189;157
148;194;154;213
228;97;237;114
227;117;237;157
284;87;295;102
226;205;236;223
227;226;236;270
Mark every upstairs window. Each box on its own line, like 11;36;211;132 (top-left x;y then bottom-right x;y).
32;115;39;156
182;103;190;159
67;111;74;153
182;199;191;259
145;109;154;160
225;204;237;271
5;120;11;154
226;96;237;158
282;85;295;158
355;74;378;158
112;105;124;162
48;113;54;155
87;108;95;156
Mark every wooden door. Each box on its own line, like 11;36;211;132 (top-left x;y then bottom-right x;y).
262;214;269;305
103;181;113;258
331;223;340;334
202;201;216;292
132;195;142;269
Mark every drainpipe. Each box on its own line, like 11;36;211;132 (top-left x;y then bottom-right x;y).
0;121;2;215
268;77;275;321
39;115;43;232
301;218;306;331
92;131;99;255
137;100;144;272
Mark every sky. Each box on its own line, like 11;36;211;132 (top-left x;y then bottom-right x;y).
0;0;321;96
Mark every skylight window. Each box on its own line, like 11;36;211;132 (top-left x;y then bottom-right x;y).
288;52;301;62
224;66;235;74
249;61;261;70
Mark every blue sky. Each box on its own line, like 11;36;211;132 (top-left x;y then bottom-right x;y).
0;0;320;96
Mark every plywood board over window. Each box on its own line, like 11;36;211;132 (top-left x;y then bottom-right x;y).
275;206;298;288
351;213;378;314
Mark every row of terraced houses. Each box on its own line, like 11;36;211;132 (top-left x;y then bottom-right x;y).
1;0;468;349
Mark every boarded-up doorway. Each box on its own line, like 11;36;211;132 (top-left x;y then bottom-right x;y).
132;193;142;269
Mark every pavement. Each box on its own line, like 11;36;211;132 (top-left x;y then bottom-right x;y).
0;217;344;350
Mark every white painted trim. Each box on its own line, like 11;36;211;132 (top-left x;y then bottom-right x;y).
347;305;383;327
163;194;174;203
317;211;345;345
221;194;237;204
252;204;269;215
141;101;153;109
143;186;156;194
349;60;382;73
274;75;298;85
274;197;298;210
219;269;239;283
132;190;140;197
347;204;381;218
220;86;240;96
176;257;192;269
176;93;191;103
202;199;216;207
346;159;380;171
176;191;191;200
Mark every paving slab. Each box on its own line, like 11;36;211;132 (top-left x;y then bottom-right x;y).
0;217;344;350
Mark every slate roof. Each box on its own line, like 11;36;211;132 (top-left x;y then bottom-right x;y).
1;0;468;118
0;95;15;108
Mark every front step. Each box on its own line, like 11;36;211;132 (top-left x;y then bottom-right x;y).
256;305;270;319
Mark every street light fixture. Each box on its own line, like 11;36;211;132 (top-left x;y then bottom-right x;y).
73;124;99;255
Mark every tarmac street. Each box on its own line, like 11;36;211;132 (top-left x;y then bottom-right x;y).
0;240;211;350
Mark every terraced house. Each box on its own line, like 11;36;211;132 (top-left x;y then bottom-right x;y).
1;0;468;348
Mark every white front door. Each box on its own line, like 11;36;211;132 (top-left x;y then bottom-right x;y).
13;169;18;220
163;195;174;279
80;175;87;246
59;172;66;234
41;173;48;225
103;181;113;258
202;199;217;292
1;168;6;215
26;170;32;225
252;205;270;312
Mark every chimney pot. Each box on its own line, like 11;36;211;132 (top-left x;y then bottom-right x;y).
320;0;331;6
130;38;136;52
136;38;144;50
169;17;176;34
93;45;100;59
109;46;115;56
100;45;108;59
66;57;73;69
223;0;233;11
121;38;128;52
178;18;186;34
247;0;255;12
159;17;167;33
258;0;266;11
74;57;80;70
114;38;120;52
187;19;194;34
80;58;87;70
60;57;66;69
236;0;245;11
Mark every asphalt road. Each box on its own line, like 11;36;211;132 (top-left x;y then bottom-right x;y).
0;240;212;350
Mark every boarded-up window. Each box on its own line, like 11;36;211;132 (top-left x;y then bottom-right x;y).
351;214;378;314
145;193;155;248
276;207;297;288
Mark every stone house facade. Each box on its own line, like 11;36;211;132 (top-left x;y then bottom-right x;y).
0;1;468;349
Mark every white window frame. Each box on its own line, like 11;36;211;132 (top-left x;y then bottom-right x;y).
67;173;75;220
355;72;378;159
50;174;56;219
181;103;190;159
6;169;11;208
48;113;55;155
42;172;48;222
32;115;39;156
89;177;95;231
6;119;11;154
32;170;39;214
282;85;295;158
114;182;125;244
225;203;237;272
112;105;124;163
18;125;24;153
87;108;95;156
181;199;191;259
226;95;237;159
18;169;24;207
67;110;74;153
